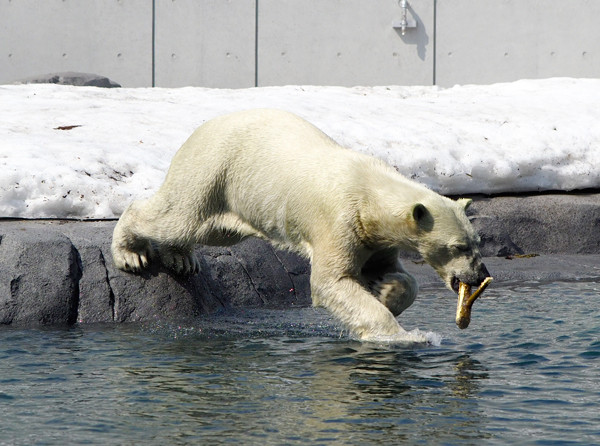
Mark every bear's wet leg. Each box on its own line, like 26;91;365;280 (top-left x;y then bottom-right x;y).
111;204;154;273
310;251;406;340
312;274;406;340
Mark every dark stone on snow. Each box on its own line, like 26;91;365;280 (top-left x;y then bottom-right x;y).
15;72;121;88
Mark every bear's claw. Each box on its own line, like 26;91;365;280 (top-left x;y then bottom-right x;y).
113;248;151;273
114;245;200;276
159;249;200;276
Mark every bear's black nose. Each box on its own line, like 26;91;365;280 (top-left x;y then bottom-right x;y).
477;263;490;285
451;276;461;293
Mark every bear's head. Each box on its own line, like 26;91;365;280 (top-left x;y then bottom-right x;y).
410;197;490;293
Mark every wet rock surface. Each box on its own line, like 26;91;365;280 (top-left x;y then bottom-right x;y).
0;193;598;326
0;220;311;326
468;191;600;256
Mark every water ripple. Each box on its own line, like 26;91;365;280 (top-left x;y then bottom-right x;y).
0;281;598;445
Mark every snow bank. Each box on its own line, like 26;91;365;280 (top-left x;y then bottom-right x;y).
1;78;598;219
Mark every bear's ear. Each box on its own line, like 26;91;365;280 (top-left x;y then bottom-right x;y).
456;198;473;211
411;203;433;231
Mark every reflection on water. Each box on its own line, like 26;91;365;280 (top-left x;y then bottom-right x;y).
0;281;599;445
106;334;492;445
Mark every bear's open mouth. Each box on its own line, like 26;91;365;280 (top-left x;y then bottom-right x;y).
451;276;460;294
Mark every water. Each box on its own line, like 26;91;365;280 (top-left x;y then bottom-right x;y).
1;281;599;445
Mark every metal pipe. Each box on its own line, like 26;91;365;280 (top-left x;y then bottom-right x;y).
400;0;408;35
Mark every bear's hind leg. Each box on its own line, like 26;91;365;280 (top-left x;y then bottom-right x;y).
111;206;154;273
112;197;200;276
154;212;259;276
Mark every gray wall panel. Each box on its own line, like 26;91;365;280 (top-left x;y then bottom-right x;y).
436;0;600;86
154;0;256;88
0;0;152;87
257;0;433;87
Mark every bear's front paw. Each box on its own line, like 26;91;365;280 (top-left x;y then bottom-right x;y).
159;249;200;276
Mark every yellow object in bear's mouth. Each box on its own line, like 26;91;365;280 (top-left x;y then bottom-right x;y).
455;277;493;329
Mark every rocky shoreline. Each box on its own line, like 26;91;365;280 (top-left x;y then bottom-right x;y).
1;192;598;327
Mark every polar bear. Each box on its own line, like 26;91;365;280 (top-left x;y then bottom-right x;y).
112;109;489;340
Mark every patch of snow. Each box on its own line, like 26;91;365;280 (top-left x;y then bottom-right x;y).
1;78;598;219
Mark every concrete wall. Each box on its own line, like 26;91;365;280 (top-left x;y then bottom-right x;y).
1;0;598;88
154;0;256;88
256;0;433;86
435;0;600;86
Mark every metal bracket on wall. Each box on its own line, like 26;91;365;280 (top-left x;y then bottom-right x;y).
392;0;417;36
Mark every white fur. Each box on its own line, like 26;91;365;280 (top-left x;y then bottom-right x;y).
112;109;487;340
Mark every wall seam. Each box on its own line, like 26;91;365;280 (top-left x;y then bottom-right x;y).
152;0;156;87
433;0;437;85
254;0;259;87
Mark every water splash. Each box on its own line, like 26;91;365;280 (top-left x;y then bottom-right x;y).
360;329;443;347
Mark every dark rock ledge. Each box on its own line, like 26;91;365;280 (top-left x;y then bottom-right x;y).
14;72;121;88
0;192;599;327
